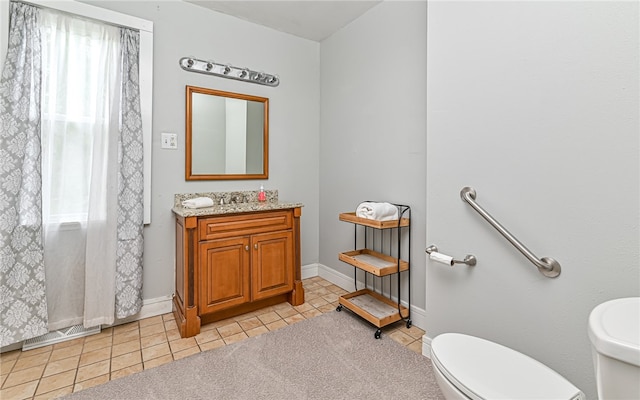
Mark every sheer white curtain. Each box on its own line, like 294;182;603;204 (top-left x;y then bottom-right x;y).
40;9;122;329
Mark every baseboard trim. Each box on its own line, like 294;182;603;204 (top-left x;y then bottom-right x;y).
316;263;427;331
422;334;432;359
301;263;319;280
110;294;174;327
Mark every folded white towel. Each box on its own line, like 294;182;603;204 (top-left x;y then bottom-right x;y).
355;202;398;221
182;197;214;209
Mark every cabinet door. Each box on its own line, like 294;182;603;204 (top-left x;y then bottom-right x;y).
199;237;250;314
251;231;294;301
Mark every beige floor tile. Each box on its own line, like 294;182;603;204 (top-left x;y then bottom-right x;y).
52;337;84;350
33;385;73;399
0;380;38;400
284;314;306;325
1;373;7;387
139;315;163;328
172;346;201;361
35;369;76;396
308;297;329;308
169;337;197;354
266;319;288;331
238;317;263;332
389;330;415;346
195;329;221;344
162;313;175;322
18;346;52;358
254;306;275;315
78;347;111;367
272;302;294;311
199;339;226;352
0;350;21;361
143;354;173;370
110;351;142;372
222;332;248;345
217;322;243;338
317;303;338;313
113;321;139;334
164;320;178;332
81;336;112;353
75;359;110;383
140;322;165;338
42;355;79;377
1;357;17;375
141;332;168;348
165;328;182;342
322;293;340;303
245;326;269;337
13;353;50;372
257;311;281;325
72;374;109;393
399;325;426;340
111;339;141;358
407;340;423;354
84;328;112;343
304;291;320;301
112;329;140;345
275;307;299;319
110;363;142;380
141;343;171;362
302;309;323;319
49;344;83;363
293;303;315;313
3;364;45;388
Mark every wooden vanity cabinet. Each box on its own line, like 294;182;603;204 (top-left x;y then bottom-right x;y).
173;207;303;338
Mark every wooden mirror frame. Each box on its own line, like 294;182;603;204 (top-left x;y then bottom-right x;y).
185;86;269;180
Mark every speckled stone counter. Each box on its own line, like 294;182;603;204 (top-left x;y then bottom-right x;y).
172;190;304;217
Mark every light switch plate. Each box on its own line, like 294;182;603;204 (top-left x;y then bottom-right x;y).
161;133;178;149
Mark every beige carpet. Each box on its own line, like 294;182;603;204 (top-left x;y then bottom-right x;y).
64;310;444;399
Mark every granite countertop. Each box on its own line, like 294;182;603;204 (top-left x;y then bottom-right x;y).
172;200;304;217
172;190;303;217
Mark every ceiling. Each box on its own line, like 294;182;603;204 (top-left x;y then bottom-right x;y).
183;1;382;42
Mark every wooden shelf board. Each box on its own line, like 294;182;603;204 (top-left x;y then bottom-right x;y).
339;249;408;276
339;289;407;328
339;212;409;229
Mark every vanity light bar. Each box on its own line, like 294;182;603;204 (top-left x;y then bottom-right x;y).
179;57;279;87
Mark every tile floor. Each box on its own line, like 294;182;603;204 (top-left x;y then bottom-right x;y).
0;277;425;400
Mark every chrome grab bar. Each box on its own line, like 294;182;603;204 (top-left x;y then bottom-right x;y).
460;187;561;278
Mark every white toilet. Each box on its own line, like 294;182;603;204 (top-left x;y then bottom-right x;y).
430;333;585;400
588;297;640;400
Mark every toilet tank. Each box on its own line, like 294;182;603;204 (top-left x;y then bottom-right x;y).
588;297;640;400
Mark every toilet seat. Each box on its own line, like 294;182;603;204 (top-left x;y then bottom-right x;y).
431;333;584;400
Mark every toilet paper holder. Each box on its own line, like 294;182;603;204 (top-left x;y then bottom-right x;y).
426;245;477;267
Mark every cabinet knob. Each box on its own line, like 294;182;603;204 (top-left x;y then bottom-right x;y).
245;245;249;251
254;244;258;250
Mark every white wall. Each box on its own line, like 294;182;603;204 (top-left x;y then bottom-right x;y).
319;0;427;314
426;2;639;398
81;1;320;300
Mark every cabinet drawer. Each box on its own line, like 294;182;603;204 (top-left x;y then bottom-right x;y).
199;210;292;240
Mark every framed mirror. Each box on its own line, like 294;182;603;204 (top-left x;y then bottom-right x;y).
185;86;268;180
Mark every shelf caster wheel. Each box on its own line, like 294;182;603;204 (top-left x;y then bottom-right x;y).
406;319;412;329
374;329;381;339
336;305;343;312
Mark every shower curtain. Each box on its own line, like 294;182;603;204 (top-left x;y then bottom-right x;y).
0;2;145;346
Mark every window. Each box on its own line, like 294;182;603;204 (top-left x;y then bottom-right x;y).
0;0;154;223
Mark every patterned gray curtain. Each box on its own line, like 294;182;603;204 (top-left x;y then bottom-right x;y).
115;28;144;319
0;2;48;346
